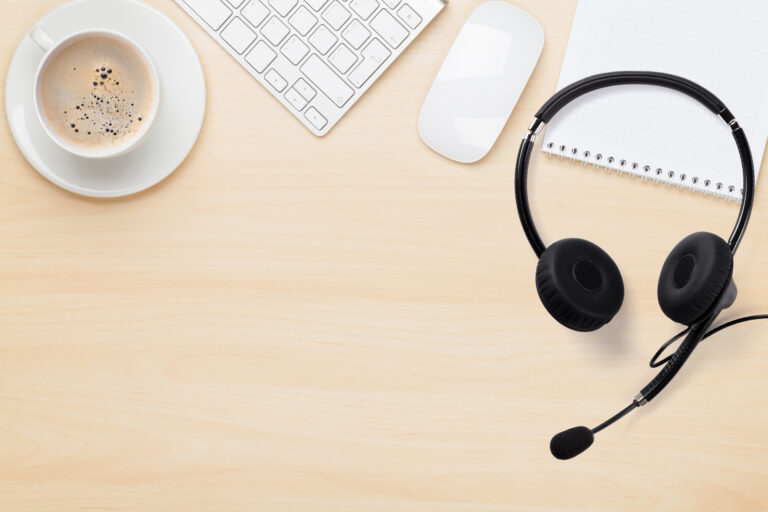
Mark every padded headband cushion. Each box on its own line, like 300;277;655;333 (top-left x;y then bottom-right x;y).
536;238;624;332
535;72;724;123
658;232;733;325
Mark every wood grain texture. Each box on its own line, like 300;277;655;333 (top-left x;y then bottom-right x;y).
1;0;767;510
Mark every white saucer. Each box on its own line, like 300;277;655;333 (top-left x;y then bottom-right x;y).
5;0;206;198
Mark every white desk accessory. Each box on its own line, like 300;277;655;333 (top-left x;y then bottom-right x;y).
6;0;206;198
418;1;544;164
174;0;446;136
542;0;768;201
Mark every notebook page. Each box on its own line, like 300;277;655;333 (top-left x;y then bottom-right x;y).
541;0;768;200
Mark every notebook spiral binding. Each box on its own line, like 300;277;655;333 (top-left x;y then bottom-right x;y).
542;142;743;202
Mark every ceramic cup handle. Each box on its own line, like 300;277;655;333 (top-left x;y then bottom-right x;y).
30;25;55;52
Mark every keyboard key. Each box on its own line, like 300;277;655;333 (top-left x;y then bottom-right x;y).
322;1;351;30
281;35;310;64
300;54;354;107
269;0;297;16
308;24;337;54
370;9;408;48
304;0;329;11
182;0;232;30
328;44;357;73
397;3;421;29
350;0;378;20
349;38;390;87
261;16;290;45
285;87;308;110
341;19;371;49
221;17;257;54
245;40;277;72
289;5;318;35
241;0;269;27
382;0;400;7
265;68;288;91
293;78;317;101
226;0;245;7
305;107;328;130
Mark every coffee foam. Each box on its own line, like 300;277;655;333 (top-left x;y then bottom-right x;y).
39;34;155;151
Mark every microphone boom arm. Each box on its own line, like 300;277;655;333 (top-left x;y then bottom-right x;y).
637;314;717;404
592;314;717;435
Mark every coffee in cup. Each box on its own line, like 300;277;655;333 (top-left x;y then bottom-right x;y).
32;28;160;159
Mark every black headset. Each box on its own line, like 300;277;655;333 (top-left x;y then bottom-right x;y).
514;71;765;460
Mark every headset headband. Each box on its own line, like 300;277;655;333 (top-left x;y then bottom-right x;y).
515;71;755;258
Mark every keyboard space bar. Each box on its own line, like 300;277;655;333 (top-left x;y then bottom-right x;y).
300;55;354;108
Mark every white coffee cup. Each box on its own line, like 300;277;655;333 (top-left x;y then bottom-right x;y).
30;26;161;159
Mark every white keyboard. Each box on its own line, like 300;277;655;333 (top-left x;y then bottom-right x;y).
175;0;446;136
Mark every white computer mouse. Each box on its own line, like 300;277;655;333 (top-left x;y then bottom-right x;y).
418;1;544;164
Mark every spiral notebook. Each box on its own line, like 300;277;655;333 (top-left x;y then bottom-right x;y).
541;0;768;201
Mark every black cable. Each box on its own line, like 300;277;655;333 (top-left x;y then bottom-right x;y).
649;328;691;368
704;314;768;338
641;315;715;402
650;315;768;368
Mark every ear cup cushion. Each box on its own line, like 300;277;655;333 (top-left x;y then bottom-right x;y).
536;239;625;332
658;232;733;325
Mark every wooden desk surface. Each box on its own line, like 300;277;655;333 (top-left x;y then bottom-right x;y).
1;1;767;510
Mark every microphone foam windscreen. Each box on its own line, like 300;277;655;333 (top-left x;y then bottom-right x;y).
550;426;594;460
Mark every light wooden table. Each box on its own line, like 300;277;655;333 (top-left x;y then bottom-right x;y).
1;1;767;510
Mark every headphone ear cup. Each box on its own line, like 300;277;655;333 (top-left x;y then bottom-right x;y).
658;232;733;325
536;238;625;332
